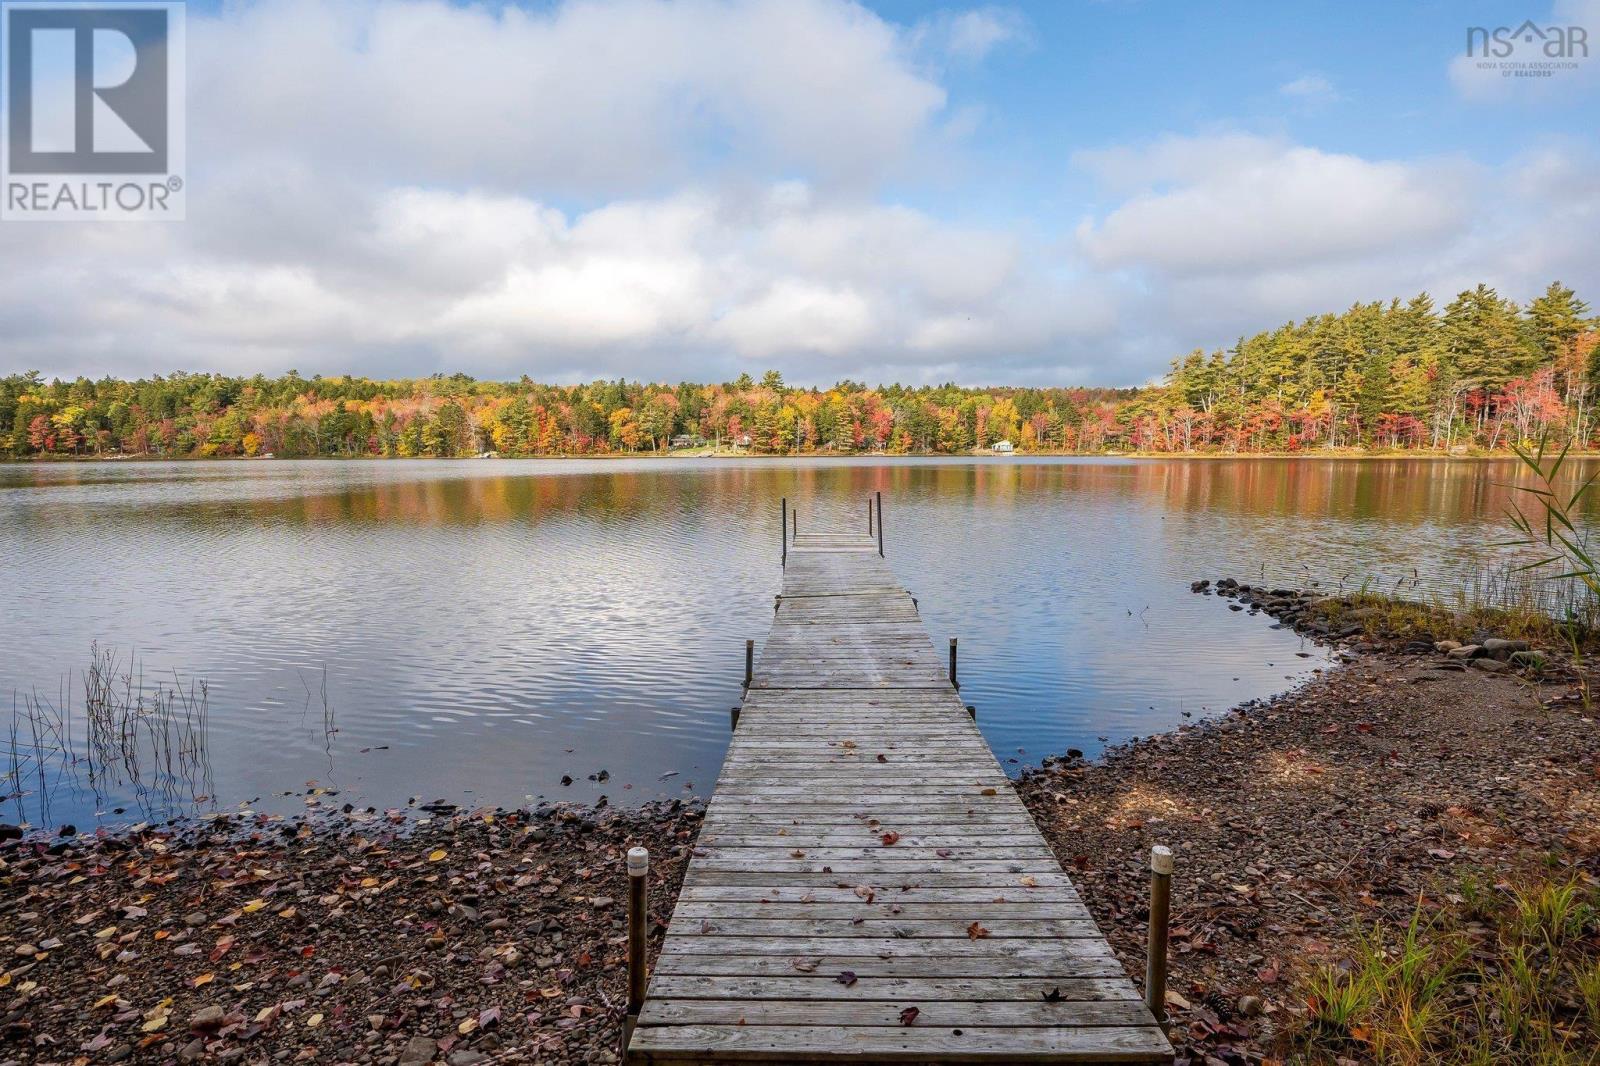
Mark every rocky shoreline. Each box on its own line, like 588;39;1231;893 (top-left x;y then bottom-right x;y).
4;586;1595;1065
1;799;703;1065
1020;581;1598;1063
1193;577;1538;671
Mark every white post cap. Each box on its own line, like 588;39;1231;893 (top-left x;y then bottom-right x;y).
1150;845;1173;875
627;846;649;876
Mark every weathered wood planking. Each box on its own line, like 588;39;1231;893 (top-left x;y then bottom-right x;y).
628;528;1172;1063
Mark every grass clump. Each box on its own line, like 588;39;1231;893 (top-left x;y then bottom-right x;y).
1309;591;1591;653
1291;875;1600;1064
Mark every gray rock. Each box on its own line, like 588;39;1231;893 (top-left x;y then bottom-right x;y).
399;1036;438;1066
1434;640;1462;653
1481;638;1530;660
1446;644;1483;659
1472;658;1509;673
447;1053;488;1066
189;1005;226;1030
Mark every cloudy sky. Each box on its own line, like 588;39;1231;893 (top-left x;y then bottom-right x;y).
5;0;1599;386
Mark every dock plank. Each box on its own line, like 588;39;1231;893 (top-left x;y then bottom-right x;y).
628;527;1171;1064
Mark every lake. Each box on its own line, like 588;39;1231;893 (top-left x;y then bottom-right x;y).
0;456;1573;830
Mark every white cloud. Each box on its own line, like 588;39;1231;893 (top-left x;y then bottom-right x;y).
192;0;949;195
1278;73;1340;105
913;7;1028;64
0;0;1595;391
1074;134;1472;275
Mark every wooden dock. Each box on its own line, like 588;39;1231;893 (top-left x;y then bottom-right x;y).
626;514;1173;1063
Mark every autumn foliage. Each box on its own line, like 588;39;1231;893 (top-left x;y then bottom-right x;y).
2;282;1593;459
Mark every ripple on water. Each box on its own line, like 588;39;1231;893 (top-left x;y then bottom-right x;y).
1;455;1575;827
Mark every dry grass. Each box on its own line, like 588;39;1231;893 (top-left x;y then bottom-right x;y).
1290;874;1600;1065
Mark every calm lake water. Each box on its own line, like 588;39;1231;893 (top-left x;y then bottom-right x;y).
0;457;1579;830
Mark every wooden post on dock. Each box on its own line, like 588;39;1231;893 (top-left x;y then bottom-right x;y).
624;846;649;1055
875;492;883;557
730;705;741;731
781;497;788;567
744;639;754;689
949;637;959;690
867;497;873;536
1146;845;1173;1024
792;507;798;537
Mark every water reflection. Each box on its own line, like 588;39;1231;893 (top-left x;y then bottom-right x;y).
1;457;1583;830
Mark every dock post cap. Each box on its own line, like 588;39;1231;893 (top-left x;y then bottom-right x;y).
1150;845;1173;875
627;847;649;876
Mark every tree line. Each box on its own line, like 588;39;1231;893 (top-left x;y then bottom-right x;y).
1;281;1593;459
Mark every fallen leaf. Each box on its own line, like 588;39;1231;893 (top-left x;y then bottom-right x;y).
898;1005;919;1026
836;971;857;986
966;921;990;940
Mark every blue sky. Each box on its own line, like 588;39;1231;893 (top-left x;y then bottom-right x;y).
4;0;1597;386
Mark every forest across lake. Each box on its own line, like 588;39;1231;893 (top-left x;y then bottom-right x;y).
2;281;1595;460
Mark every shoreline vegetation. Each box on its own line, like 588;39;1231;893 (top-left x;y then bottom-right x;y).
4;281;1597;464
3;586;1596;1064
20;446;1600;464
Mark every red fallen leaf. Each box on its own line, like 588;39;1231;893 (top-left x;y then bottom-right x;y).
478;1006;501;1029
966;921;990;939
1355;722;1375;733
209;936;236;963
879;832;900;847
935;848;953;859
854;885;876;904
898;1006;919;1026
876;754;887;763
836;971;857;986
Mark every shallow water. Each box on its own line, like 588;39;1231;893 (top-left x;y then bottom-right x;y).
0;456;1580;829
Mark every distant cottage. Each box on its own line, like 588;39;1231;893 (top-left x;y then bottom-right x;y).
990;440;1015;454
